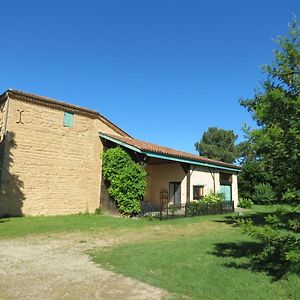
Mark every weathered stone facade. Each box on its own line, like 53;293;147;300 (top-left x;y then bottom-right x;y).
0;90;128;216
0;89;240;217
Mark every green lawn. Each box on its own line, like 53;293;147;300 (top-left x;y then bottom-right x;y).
0;212;227;239
88;206;300;300
89;229;299;300
1;206;299;299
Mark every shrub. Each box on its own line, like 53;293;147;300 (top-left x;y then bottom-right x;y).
238;198;253;209
252;183;276;204
94;208;103;215
283;188;300;203
234;206;300;278
239;221;300;278
102;147;147;216
199;192;224;204
186;193;225;216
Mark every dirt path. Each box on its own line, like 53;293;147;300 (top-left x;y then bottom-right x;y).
0;233;169;300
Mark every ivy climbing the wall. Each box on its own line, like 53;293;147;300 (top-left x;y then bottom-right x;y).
102;147;147;216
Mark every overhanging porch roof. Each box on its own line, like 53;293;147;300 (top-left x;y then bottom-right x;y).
99;132;241;173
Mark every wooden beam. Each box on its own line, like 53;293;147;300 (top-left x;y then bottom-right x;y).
186;165;191;203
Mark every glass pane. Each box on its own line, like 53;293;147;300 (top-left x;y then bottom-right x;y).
193;186;204;199
174;184;181;205
169;183;175;204
220;185;231;202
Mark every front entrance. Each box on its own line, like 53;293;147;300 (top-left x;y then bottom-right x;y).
220;185;232;203
169;182;181;205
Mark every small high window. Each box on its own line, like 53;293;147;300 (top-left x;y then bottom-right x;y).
63;112;74;128
193;185;204;200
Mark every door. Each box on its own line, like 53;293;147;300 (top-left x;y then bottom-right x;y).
169;182;181;205
220;185;232;203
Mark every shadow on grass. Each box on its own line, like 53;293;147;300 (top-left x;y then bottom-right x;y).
0;218;9;223
217;208;300;232
213;241;260;258
211;240;289;280
216;213;269;226
212;206;300;280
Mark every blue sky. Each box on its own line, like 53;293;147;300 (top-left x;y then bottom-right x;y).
1;1;299;153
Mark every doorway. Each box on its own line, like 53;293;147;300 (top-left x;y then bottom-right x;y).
169;182;181;205
220;185;232;203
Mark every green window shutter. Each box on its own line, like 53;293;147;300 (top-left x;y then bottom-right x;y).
64;112;74;127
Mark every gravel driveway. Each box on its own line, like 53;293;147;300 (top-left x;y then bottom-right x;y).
0;233;169;300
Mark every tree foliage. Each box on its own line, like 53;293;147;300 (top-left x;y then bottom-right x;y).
240;18;300;196
102;147;147;215
252;183;276;204
235;19;300;279
238;159;271;199
194;127;238;163
235;207;300;278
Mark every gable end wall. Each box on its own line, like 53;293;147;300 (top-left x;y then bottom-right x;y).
0;96;121;216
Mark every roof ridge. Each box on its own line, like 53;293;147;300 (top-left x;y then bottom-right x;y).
6;89;131;137
8;89;100;115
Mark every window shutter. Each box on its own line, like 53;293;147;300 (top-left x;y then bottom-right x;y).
64;112;74;127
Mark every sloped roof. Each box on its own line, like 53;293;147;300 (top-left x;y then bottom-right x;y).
2;89;130;137
100;132;241;172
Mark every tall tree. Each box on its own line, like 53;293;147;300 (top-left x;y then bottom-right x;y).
236;20;300;279
194;127;238;163
240;18;300;196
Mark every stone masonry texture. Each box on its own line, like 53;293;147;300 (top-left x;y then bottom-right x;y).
0;93;122;216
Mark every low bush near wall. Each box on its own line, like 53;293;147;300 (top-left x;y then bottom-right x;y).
186;202;233;218
199;192;224;204
185;193;232;217
186;202;223;216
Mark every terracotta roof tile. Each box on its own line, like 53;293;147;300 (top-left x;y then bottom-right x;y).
101;132;241;171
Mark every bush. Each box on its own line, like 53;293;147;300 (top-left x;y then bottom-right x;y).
238;220;300;278
252;183;276;204
283;188;300;203
94;208;103;215
186;193;225;216
199;192;224;204
238;198;253;209
102;147;147;216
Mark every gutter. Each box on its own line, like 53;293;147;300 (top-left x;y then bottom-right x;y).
99;133;241;173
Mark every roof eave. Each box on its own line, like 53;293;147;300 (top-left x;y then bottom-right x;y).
99;133;241;173
6;89;131;137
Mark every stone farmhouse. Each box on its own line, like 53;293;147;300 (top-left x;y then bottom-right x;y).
0;90;241;216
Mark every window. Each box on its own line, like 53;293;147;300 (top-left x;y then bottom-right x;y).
193;185;204;200
63;112;74;128
220;173;232;185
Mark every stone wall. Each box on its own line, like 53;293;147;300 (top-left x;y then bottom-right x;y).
0;95;121;216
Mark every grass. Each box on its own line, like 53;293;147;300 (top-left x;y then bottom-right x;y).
88;205;300;300
0;212;230;239
90;231;299;300
1;206;299;299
